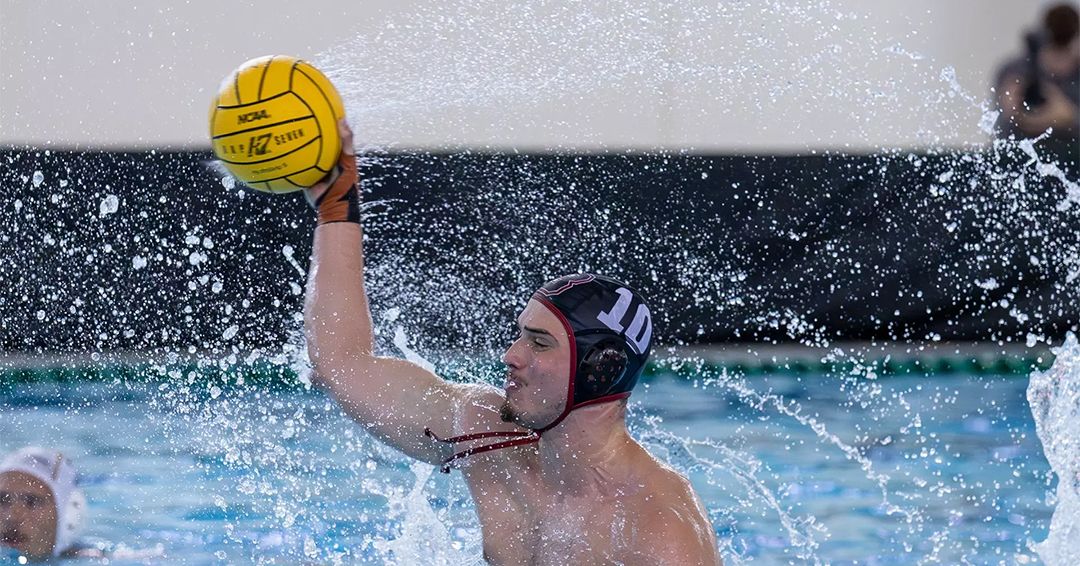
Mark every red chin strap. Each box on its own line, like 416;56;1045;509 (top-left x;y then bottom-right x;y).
425;295;629;473
530;294;633;433
530;293;579;434
424;427;539;473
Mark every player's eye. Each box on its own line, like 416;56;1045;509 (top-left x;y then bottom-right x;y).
23;494;41;509
0;491;12;507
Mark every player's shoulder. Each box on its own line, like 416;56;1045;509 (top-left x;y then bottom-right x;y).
632;445;698;500
641;468;701;521
615;447;702;521
629;452;720;563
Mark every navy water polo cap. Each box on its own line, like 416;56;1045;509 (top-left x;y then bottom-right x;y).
425;273;654;472
531;273;653;432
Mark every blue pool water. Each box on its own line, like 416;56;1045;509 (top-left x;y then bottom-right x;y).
0;365;1058;565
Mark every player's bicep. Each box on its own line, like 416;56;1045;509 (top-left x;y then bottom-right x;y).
315;355;468;464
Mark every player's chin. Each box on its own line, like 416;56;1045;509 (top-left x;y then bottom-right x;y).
499;399;516;423
499;397;534;425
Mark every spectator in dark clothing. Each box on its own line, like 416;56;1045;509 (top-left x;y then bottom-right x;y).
994;3;1080;140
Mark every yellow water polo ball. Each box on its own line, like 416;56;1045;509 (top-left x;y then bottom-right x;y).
209;55;345;193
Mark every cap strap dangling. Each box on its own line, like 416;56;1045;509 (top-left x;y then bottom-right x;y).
424;428;539;473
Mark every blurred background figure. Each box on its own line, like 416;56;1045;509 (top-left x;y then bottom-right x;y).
994;3;1080;141
0;447;86;560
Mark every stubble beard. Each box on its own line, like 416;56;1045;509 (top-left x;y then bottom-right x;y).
501;396;561;430
499;398;518;423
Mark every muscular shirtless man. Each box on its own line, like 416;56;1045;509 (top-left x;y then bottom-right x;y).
303;120;721;565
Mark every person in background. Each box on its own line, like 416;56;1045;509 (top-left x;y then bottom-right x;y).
0;447;87;560
994;3;1080;140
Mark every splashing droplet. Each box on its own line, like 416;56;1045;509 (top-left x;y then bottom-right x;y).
100;194;119;216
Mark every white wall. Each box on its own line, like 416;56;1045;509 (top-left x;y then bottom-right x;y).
0;0;1062;152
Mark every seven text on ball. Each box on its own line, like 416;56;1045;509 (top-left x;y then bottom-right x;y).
274;128;305;145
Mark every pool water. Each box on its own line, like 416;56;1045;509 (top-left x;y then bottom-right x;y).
0;363;1056;565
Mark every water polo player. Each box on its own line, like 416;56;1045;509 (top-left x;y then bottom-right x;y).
0;447;86;560
303;119;721;564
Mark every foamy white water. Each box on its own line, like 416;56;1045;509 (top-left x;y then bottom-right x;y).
1027;332;1080;565
1;0;1076;564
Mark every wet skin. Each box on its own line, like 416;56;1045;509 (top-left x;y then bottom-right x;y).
0;471;57;559
459;301;721;564
303;120;721;564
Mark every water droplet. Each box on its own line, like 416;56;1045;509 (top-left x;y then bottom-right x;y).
32;171;44;187
100;194;119;216
979;109;1001;135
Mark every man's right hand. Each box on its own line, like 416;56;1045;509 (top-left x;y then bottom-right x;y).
306;119;361;225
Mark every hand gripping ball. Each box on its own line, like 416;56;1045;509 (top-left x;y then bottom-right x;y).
210;55;346;193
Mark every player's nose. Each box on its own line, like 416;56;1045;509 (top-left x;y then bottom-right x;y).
1;504;21;522
503;338;527;369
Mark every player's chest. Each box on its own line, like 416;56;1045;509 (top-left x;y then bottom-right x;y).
517;491;631;565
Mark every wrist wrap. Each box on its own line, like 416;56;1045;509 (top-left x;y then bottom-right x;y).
310;154;361;225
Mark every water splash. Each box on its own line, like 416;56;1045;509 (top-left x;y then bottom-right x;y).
1027;332;1080;565
636;415;827;563
1;1;1076;564
371;462;480;565
315;0;988;150
304;2;1077;563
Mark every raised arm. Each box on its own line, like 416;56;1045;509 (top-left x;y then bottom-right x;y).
303;120;500;464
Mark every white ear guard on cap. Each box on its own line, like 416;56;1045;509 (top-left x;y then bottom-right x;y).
0;447;86;556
